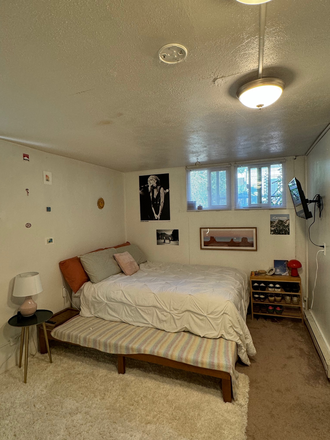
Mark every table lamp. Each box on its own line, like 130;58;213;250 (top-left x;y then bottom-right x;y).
13;272;43;317
287;260;302;277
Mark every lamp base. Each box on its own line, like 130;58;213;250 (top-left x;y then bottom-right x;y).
19;296;37;317
290;268;299;277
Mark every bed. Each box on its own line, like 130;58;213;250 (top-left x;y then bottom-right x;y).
56;242;256;401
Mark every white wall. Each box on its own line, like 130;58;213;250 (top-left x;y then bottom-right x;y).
125;157;306;280
306;132;330;350
0;141;125;373
1;147;310;375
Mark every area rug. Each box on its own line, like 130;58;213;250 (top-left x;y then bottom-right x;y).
0;344;249;440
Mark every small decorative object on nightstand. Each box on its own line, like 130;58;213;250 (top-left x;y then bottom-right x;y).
12;272;43;317
8;310;53;383
287;260;302;277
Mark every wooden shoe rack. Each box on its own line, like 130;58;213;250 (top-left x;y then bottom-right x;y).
250;273;303;322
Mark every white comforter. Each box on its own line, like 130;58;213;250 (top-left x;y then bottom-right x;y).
79;261;256;364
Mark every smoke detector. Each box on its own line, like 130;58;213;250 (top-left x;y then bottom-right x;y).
158;44;188;64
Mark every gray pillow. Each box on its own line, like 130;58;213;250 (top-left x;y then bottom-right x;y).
114;244;147;265
79;248;121;283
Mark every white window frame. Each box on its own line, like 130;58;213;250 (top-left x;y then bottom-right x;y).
186;166;231;211
235;161;286;209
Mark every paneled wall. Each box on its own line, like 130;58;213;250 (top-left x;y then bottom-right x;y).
306;130;330;354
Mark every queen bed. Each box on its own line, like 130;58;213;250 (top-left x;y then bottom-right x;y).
55;242;256;401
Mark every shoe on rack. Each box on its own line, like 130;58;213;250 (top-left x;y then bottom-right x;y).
275;306;283;315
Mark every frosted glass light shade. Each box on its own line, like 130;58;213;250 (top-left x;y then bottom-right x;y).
237;78;284;109
236;0;271;5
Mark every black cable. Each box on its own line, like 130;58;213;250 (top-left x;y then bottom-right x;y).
318;194;324;218
308;195;323;248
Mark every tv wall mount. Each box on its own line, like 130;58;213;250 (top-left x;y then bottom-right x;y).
306;194;323;218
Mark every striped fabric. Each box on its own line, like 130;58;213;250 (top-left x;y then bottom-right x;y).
51;316;239;398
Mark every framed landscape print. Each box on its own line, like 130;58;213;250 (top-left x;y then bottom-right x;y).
200;227;257;251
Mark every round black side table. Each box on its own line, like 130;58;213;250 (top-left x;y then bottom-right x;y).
8;309;53;383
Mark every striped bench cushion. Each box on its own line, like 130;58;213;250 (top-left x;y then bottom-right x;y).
51;316;238;397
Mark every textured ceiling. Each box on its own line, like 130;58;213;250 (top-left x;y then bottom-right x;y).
1;0;329;172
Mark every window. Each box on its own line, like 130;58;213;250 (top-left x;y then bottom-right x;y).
186;161;286;212
186;167;231;211
235;162;285;209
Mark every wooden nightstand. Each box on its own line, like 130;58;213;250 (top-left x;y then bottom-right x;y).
38;307;79;353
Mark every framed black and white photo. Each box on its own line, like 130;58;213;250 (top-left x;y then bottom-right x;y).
157;229;179;245
139;173;170;221
270;214;290;235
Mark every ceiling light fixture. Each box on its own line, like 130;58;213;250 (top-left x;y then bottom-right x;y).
237;4;284;109
236;0;271;5
237;78;284;109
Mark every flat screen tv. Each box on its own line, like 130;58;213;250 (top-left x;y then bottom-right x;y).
288;177;312;219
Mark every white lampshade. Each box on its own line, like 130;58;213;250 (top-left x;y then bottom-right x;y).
237;78;284;109
13;272;43;297
13;272;43;317
236;0;271;5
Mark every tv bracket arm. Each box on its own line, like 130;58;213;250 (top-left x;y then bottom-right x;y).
306;194;323;217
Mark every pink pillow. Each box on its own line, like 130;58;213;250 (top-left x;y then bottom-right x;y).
114;252;139;276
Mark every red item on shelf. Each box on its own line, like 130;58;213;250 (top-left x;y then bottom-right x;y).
287;260;302;277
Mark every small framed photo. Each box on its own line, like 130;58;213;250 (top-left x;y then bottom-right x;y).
274;260;289;275
270;214;290;235
43;171;52;185
200;227;257;251
157;229;179;245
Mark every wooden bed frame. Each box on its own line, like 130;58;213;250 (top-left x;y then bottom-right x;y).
38;308;234;402
117;353;233;402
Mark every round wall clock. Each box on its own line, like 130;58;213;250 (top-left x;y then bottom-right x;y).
97;198;105;209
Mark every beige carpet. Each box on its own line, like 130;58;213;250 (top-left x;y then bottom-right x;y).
0;343;249;440
237;317;330;440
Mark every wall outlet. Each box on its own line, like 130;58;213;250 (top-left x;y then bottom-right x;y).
45;237;54;245
62;286;68;298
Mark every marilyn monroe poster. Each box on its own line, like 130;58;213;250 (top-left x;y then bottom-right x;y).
139;174;170;221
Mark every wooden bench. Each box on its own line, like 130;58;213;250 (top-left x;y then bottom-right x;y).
50;315;238;402
117;353;233;402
